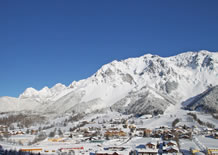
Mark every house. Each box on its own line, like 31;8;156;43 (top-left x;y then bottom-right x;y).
104;131;126;137
144;129;152;137
136;146;158;155
140;114;152;119
106;147;126;151
137;150;158;155
83;131;98;137
190;147;200;155
48;137;63;142
213;132;218;139
16;131;25;135
30;129;38;135
95;146;131;155
0;125;7;131
165;147;179;153
20;148;42;153
194;152;205;155
179;134;190;139
163;133;174;140
59;147;84;153
9;130;25;135
146;142;156;149
135;142;158;155
207;148;218;155
162;141;179;154
166;141;177;147
129;124;136;129
0;131;11;136
136;128;152;137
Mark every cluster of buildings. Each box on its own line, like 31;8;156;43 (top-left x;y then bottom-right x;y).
0;114;218;155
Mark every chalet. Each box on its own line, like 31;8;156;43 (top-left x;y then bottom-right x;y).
207;148;218;155
203;128;214;135
166;141;177;147
63;131;71;137
190;147;200;155
95;147;131;155
48;137;63;142
30;129;38;135
144;129;152;137
0;131;10;136
129;124;136;129
59;147;84;153
104;131;126;137
163;141;179;154
136;128;147;131
106;147;126;151
108;128;119;131
0;131;6;136
110;118;122;124
195;152;205;155
151;133;162;138
83;131;97;137
165;147;179;153
0;125;7;131
179;134;190;139
214;132;218;139
88;127;101;131
140;114;152;119
163;133;174;140
137;150;158;155
135;144;158;155
146;142;156;149
16;131;25;135
9;130;25;135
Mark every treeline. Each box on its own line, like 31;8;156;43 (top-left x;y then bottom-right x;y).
172;118;180;128
187;113;215;128
67;113;85;122
0;114;45;128
0;149;40;155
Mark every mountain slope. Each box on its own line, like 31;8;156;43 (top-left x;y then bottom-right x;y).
186;85;218;113
0;50;218;115
111;86;176;115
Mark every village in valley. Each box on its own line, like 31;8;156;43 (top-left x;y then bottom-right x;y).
2;0;218;154
0;108;218;155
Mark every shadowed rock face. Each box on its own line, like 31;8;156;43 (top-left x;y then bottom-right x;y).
202;55;214;69
187;85;218;113
165;81;178;94
121;73;134;84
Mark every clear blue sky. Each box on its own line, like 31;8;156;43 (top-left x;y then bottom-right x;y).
1;0;218;97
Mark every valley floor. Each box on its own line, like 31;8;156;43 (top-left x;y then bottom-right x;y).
0;102;218;155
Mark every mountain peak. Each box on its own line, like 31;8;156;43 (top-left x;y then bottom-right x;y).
7;50;218;115
19;87;38;99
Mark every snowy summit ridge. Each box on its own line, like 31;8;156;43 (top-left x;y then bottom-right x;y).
0;50;218;115
19;83;68;102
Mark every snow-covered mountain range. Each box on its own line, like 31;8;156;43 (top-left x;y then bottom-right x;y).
0;50;218;115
